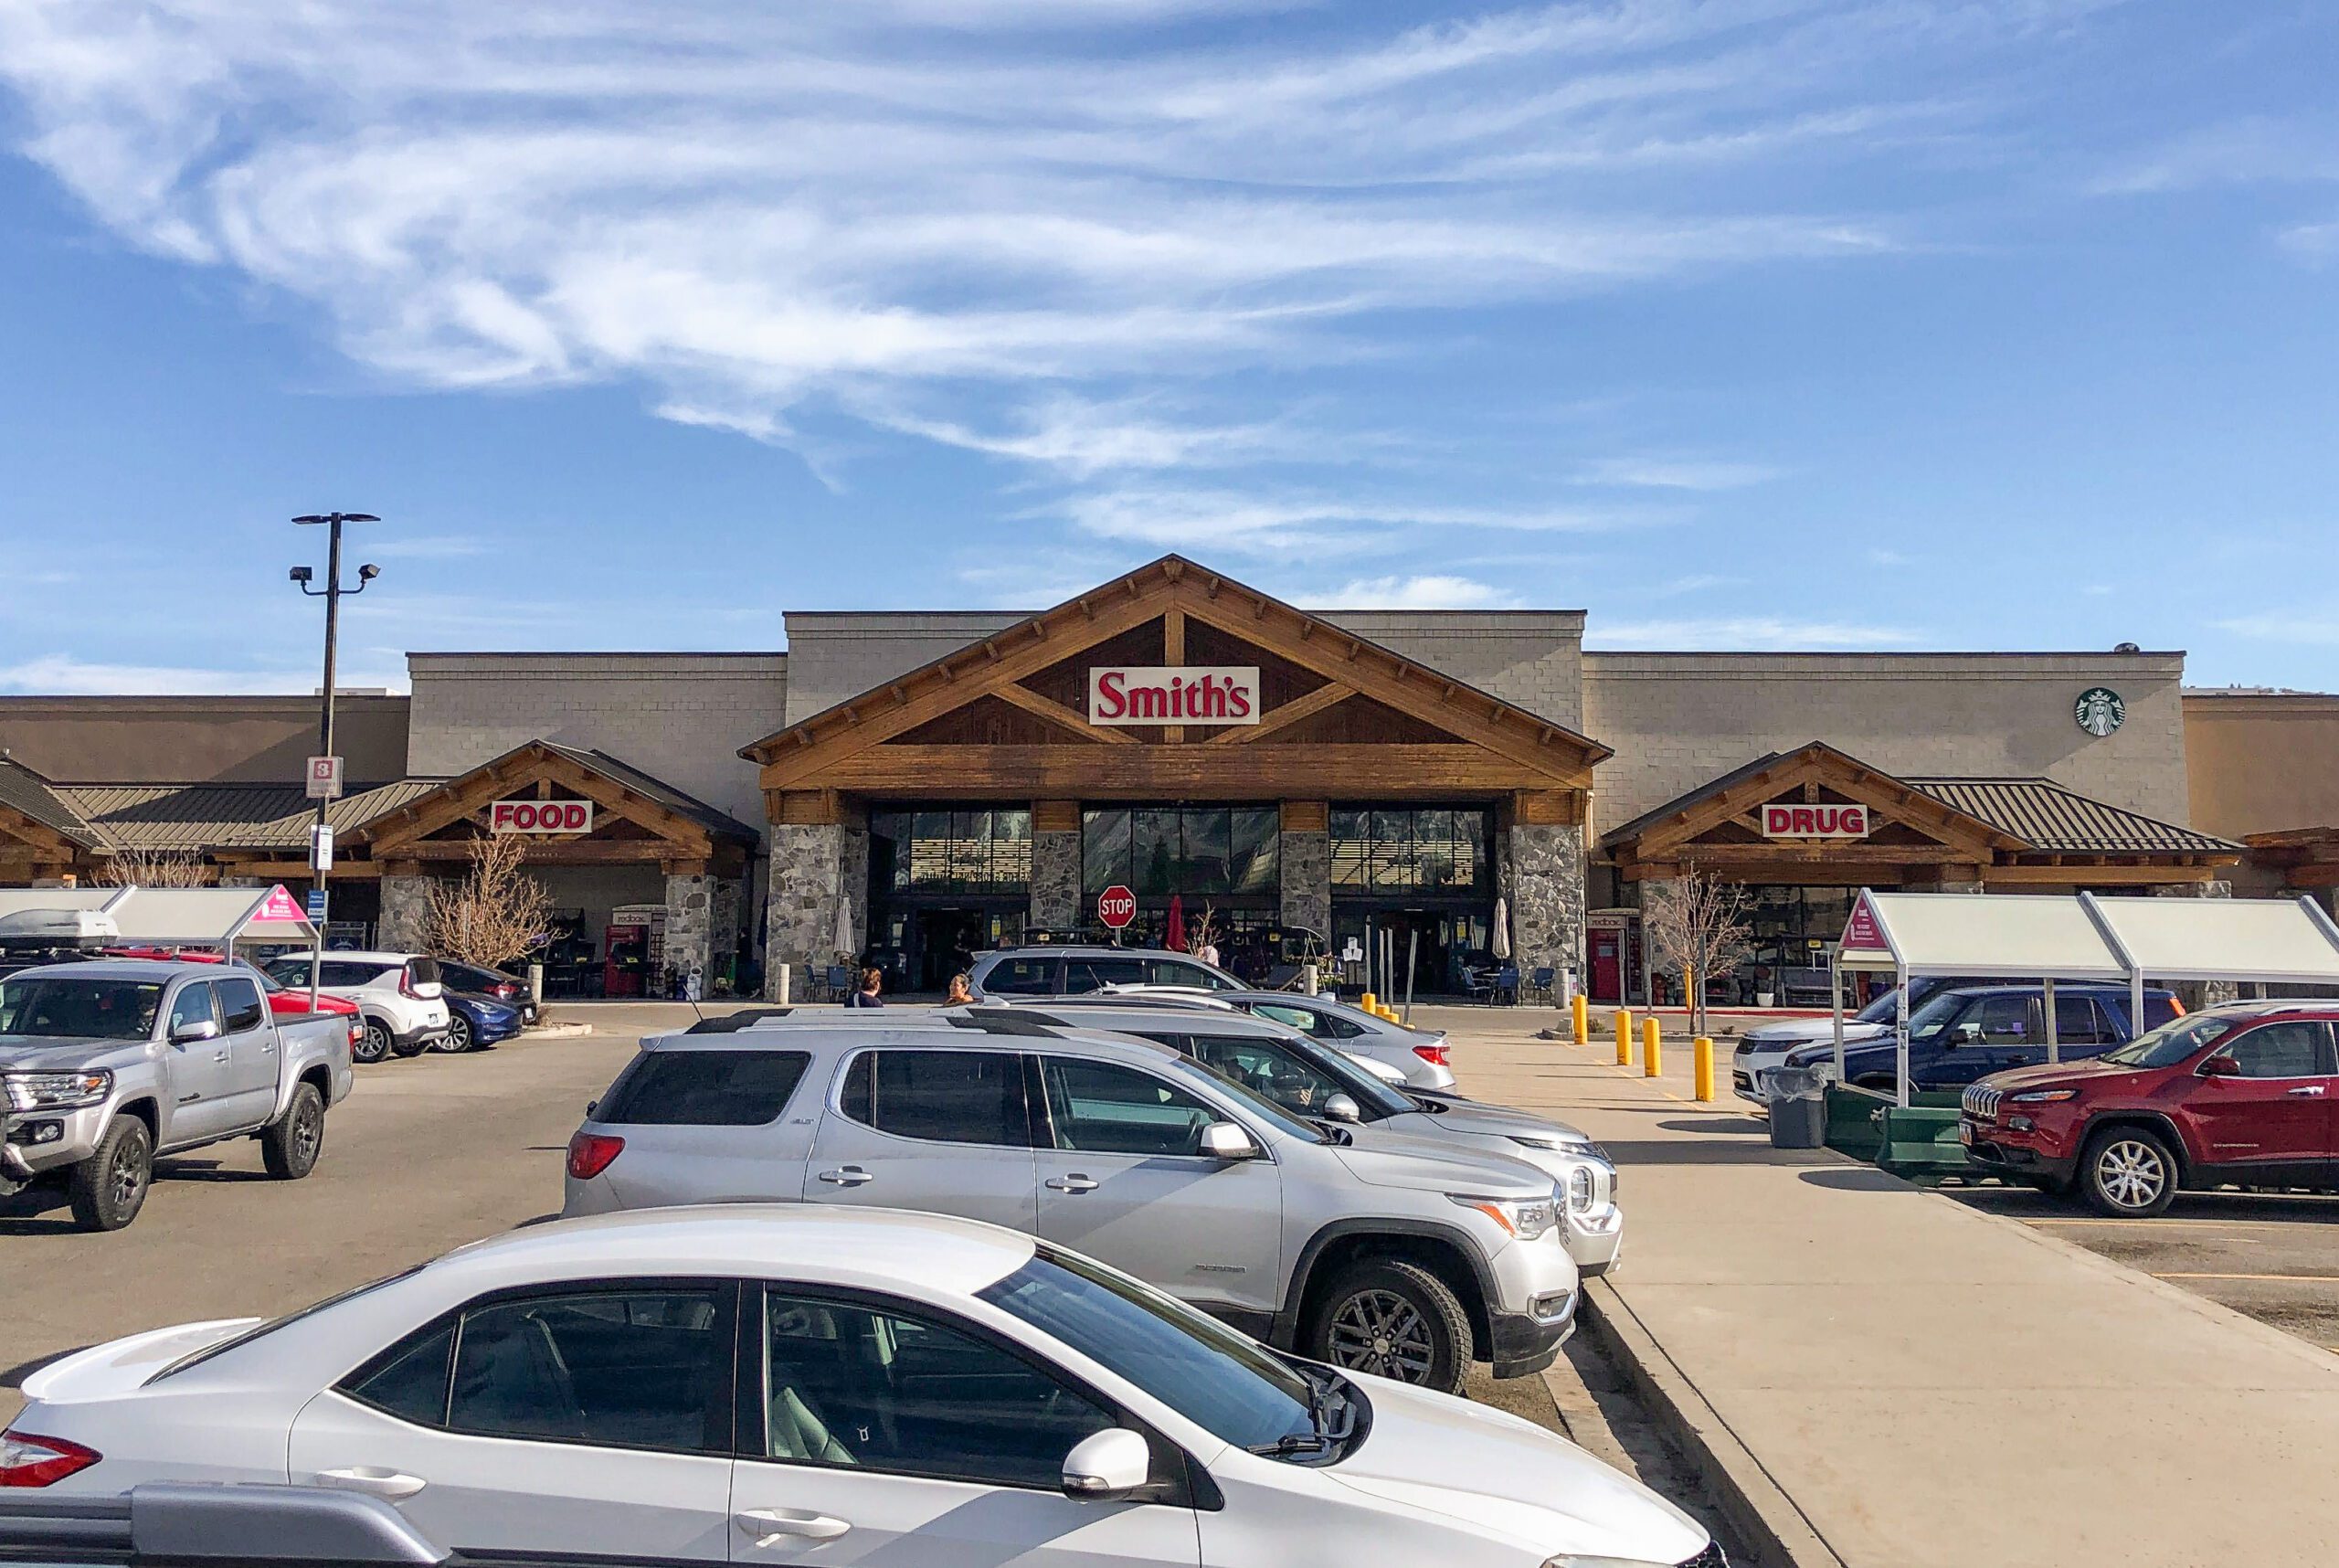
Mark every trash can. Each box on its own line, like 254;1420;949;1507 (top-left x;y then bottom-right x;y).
1767;1065;1828;1150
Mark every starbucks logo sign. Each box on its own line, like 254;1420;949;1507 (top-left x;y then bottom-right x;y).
2075;686;2125;737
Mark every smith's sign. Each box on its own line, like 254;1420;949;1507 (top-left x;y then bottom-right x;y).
1761;802;1870;839
1089;666;1260;726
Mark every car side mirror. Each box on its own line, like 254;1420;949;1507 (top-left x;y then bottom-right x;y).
171;1018;221;1045
1199;1121;1260;1160
1321;1093;1361;1124
2198;1054;2240;1078
1061;1427;1150;1502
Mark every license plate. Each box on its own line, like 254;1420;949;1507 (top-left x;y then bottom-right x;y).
1957;1120;1974;1145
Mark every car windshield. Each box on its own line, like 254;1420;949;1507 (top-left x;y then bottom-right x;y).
1281;1036;1413;1117
1177;1055;1331;1142
2101;1012;2234;1069
0;976;165;1040
979;1248;1326;1455
1904;991;1975;1043
1854;989;1908;1024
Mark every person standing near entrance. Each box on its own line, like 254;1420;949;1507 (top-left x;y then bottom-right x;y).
944;973;973;1005
844;968;884;1008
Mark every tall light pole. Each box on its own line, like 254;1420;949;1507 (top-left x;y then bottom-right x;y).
291;513;380;1008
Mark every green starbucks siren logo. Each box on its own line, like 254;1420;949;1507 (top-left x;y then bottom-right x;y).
2075;686;2125;737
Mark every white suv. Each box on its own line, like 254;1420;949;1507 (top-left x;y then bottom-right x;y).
265;952;450;1063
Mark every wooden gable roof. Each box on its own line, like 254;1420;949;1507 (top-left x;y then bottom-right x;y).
743;556;1607;806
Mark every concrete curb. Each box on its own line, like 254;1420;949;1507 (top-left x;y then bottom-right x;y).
524;1021;594;1039
1581;1277;1847;1568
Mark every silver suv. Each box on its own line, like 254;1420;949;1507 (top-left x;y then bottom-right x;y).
562;1011;1579;1393
1017;1002;1624;1274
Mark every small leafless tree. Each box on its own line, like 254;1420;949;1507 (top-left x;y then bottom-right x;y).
1641;866;1753;1036
95;846;211;887
1186;902;1220;961
422;834;552;969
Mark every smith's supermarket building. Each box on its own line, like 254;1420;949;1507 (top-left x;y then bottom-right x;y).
3;556;2334;1001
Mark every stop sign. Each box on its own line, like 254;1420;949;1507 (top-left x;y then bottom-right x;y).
1096;885;1138;930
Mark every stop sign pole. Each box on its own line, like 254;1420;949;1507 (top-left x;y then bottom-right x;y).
1097;885;1137;944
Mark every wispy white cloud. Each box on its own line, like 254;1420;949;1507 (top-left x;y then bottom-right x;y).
1650;572;1733;595
368;535;489;560
1047;487;1648;552
2094;115;2339;195
1591;616;1921;648
1309;575;1519;610
1577;457;1782;491
2217;609;2339;647
2279;218;2339;261
0;654;325;694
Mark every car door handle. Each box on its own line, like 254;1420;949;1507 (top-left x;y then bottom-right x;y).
736;1509;851;1544
312;1467;428;1500
1045;1174;1099;1193
816;1167;874;1187
212;1051;230;1064
2286;1085;2327;1097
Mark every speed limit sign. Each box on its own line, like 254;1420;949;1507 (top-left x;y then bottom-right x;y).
1096;885;1137;930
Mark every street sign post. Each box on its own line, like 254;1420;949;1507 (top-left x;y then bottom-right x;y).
305;888;329;923
1097;885;1137;935
305;756;344;800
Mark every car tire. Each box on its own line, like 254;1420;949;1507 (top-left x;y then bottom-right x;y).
436;1013;472;1053
387;1024;431;1058
355;1019;394;1065
2080;1126;2180;1217
260;1082;326;1180
1303;1257;1473;1394
68;1117;153;1232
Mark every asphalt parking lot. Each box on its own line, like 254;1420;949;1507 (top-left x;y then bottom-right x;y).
1948;1184;2339;1352
0;1001;1732;1556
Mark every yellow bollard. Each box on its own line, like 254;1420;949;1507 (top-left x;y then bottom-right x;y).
1571;992;1589;1045
1694;1036;1714;1101
1360;991;1376;1015
1614;1008;1632;1065
1643;1015;1662;1077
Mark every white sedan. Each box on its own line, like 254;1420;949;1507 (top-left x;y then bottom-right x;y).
3;1206;1718;1568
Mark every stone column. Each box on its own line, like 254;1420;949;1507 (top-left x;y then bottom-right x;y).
711;876;741;983
663;872;715;987
1278;801;1330;940
2154;879;2238;1006
765;824;846;1001
1501;821;1586;990
378;873;432;951
1031;831;1082;930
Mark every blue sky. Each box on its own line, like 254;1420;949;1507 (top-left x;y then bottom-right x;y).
0;0;2334;694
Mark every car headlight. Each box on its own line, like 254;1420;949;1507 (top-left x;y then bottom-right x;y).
2010;1088;2080;1104
1450;1192;1556;1242
3;1069;113;1111
1510;1130;1596;1153
1566;1164;1596;1213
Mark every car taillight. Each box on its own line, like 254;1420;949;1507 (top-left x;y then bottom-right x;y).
348;1021;365;1046
1413;1042;1450;1066
494;983;517;1000
566;1131;625;1180
0;1431;101;1488
399;969;421;999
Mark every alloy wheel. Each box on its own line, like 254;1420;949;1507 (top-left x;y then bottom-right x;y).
2095;1139;2169;1211
111;1131;149;1211
293;1098;323;1164
439;1015;472;1053
1326;1288;1436;1382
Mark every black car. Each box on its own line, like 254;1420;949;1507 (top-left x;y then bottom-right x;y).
433;959;539;1026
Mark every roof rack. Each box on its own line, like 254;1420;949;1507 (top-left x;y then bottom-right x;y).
683;1008;797;1033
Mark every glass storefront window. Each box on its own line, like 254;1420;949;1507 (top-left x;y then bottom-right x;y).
1084;806;1279;899
871;809;1033;895
1329;807;1488;894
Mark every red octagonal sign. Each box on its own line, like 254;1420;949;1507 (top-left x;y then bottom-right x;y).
1096;885;1138;930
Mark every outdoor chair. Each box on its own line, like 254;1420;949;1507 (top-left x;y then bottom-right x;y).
1523;966;1556;1003
822;964;852;1001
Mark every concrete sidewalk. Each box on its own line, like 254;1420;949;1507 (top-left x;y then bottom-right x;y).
1430;1005;2339;1568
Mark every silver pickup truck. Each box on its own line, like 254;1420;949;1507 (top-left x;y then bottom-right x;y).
0;959;356;1231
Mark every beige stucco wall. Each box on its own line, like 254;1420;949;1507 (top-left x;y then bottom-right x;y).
1582;651;2192;839
0;694;410;784
1318;611;1585;731
779;612;1025;726
405;652;786;835
2184;692;2339;839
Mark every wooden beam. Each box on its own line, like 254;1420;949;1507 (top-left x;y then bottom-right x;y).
1513;790;1587;828
990;681;1137;743
1208;682;1354;747
1280;800;1329;834
1032;800;1081;834
398;839;697;865
1986;863;2224;886
1162;609;1186;743
799;745;1556;797
2285;861;2339;888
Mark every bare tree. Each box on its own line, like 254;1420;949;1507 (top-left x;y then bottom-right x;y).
1641;866;1753;1036
422;834;552;969
95;846;211;887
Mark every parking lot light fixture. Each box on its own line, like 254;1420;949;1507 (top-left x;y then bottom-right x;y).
290;512;382;1010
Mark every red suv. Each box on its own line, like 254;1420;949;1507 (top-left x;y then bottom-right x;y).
1960;1001;2339;1216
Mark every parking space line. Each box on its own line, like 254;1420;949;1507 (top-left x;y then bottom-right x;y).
2022;1217;2335;1230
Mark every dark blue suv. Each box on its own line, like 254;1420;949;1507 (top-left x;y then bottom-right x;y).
1782;983;2182;1093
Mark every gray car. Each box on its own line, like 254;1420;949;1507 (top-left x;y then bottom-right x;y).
1020;1002;1623;1274
1085;987;1460;1091
563;1009;1580;1393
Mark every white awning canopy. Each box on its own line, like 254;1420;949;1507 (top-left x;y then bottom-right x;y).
2087;895;2339;987
1836;892;2130;980
0;885;315;950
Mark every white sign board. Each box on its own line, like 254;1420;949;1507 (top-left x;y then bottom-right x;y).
305;755;344;800
1761;802;1871;840
489;799;594;834
310;822;335;871
1088;666;1261;726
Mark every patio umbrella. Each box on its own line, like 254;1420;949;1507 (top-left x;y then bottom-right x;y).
1166;894;1186;952
1491;895;1512;962
834;893;855;960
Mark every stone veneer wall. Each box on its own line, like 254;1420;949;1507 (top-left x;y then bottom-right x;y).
379;874;432;951
1279;829;1330;939
1030;830;1081;929
663;873;714;982
1501;822;1585;985
765;824;845;999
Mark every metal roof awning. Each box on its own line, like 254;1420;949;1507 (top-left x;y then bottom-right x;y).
0;885;315;951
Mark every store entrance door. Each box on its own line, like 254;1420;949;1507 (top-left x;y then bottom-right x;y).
870;902;1028;994
1590;927;1625;1003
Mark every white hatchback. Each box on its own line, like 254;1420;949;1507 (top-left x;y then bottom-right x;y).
3;1206;1718;1568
